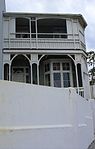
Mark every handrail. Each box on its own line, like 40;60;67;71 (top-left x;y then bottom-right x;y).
76;87;84;97
9;32;79;39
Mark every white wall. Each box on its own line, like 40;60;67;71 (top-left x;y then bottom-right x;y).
3;18;9;39
90;99;95;136
66;19;73;39
90;85;95;99
78;21;85;44
3;18;15;39
0;81;94;149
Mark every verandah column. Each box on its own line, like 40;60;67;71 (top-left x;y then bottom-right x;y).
9;62;11;81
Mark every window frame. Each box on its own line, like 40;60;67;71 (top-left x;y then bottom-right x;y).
44;59;73;88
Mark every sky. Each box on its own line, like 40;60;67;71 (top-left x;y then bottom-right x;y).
5;0;95;51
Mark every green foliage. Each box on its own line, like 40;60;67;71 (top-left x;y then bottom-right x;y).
87;51;95;85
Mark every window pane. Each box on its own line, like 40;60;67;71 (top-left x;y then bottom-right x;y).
53;63;60;70
45;63;50;72
45;74;50;86
53;73;61;87
62;63;70;70
63;72;70;87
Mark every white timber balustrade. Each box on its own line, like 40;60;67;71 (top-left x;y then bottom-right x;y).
4;32;85;50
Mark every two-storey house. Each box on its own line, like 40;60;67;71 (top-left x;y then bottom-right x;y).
0;0;90;99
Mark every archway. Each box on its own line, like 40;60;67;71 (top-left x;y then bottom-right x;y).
39;55;77;87
11;55;31;83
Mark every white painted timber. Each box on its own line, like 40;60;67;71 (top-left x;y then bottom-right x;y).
4;36;85;50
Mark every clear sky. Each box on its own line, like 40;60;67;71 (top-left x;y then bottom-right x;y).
5;0;95;51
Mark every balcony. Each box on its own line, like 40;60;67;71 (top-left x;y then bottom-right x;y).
4;32;86;51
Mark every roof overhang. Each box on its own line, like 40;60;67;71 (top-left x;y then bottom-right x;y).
3;12;87;28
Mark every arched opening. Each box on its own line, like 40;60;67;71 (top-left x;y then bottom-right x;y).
77;63;83;87
39;55;77;88
4;63;9;80
32;63;37;84
11;55;31;83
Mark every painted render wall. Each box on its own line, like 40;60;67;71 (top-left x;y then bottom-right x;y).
0;80;94;149
0;0;6;79
90;99;95;136
90;85;95;99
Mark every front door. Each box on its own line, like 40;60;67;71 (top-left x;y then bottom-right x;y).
12;67;30;83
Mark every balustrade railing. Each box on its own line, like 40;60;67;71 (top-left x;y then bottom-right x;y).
4;32;85;50
76;87;84;97
10;32;79;38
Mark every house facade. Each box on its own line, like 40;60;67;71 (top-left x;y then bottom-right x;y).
0;0;90;99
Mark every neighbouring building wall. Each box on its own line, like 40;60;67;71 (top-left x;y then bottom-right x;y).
90;99;95;136
0;81;94;149
0;0;6;79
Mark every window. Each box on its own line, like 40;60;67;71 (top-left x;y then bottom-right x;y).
16;18;30;38
63;72;70;87
44;61;72;88
53;63;60;70
53;73;61;87
62;63;70;70
37;19;67;38
62;63;71;87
